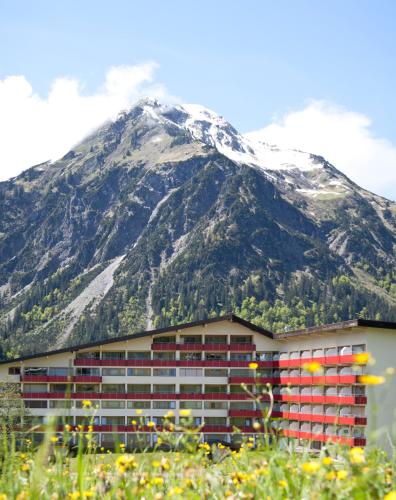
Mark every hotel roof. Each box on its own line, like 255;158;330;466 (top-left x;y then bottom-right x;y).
1;315;395;365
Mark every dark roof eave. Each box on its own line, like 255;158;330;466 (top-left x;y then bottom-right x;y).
0;314;273;365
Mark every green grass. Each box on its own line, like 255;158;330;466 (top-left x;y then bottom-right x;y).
0;428;395;500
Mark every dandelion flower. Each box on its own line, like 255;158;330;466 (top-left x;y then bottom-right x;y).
336;469;348;480
353;352;370;364
384;493;396;500
358;374;385;385
322;456;333;466
249;362;258;370
135;409;143;415
301;461;320;474
302;361;322;374
82;400;92;408
180;409;191;417
349;447;365;464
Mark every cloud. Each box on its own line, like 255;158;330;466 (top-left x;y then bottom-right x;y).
0;63;171;181
246;101;396;201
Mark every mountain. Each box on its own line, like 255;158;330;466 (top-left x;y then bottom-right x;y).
1;98;396;358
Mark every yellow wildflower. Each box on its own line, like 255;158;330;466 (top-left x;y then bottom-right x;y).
359;374;385;385
68;493;80;500
253;421;261;430
21;463;30;472
50;436;58;443
249;362;258;370
165;410;174;418
152;460;161;468
326;471;336;480
336;470;348;480
87;425;93;432
349;447;365;464
168;487;183;495
0;494;7;500
82;400;92;408
301;461;320;474
322;456;333;466
135;409;143;415
147;421;155;428
384;493;396;500
152;477;164;486
180;409;191;417
302;361;322;373
353;352;370;364
278;480;287;488
131;420;137;425
64;424;72;432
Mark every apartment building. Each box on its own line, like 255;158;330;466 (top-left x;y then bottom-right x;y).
0;314;395;451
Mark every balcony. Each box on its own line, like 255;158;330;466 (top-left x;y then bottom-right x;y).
21;375;72;383
202;425;230;433
229;344;256;352
280;412;367;426
229;376;276;385
277;354;363;368
273;394;367;405
151;393;176;400
179;343;204;351
74;359;101;366
228;409;262;417
151;343;177;351
282;429;366;447
73;376;102;383
203;343;229;351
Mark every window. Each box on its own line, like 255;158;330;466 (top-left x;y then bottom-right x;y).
49;384;71;393
230;353;252;361
230;336;251;344
75;400;99;408
25;400;47;408
153;368;176;377
76;352;100;360
204;417;227;425
205;385;227;394
181;336;202;344
24;367;48;376
205;336;227;344
101;416;125;426
153;352;175;360
204;401;228;410
180;401;202;409
180;368;203;377
23;384;47;393
127;401;151;409
75;384;99;392
102;352;125;360
8;367;21;375
49;400;73;409
152;336;176;344
180;352;201;361
76;368;100;376
76;416;100;425
153;401;176;409
127;384;151;393
102;384;125;393
230;402;254;410
180;384;201;394
101;401;126;409
153;384;175;394
127;352;151;360
49;367;71;376
205;353;227;361
256;352;277;361
229;369;250;377
352;344;366;354
205;369;228;377
127;368;151;376
102;368;126;377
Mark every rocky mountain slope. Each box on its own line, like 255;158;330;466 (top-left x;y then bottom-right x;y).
1;98;396;357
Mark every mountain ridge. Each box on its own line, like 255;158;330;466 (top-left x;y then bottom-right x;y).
1;98;396;358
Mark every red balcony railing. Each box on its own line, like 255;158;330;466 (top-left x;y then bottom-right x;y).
229;344;256;352
278;354;362;368
228;409;262;417
21;375;72;383
151;343;177;351
179;344;204;351
73;376;102;383
272;394;367;405
280;412;367;426
202;425;230;432
282;429;366;446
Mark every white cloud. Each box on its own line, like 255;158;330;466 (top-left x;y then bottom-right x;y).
247;101;396;201
0;63;171;181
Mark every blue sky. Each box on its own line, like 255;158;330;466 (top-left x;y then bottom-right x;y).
1;0;396;198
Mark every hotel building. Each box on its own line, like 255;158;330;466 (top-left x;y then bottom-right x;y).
0;314;395;451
